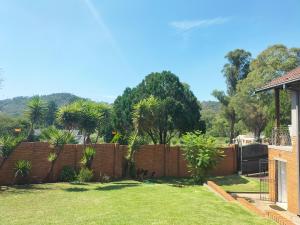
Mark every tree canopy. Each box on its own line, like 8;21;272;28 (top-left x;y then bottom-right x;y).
113;71;204;144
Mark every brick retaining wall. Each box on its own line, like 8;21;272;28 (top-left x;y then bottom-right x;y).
0;143;237;185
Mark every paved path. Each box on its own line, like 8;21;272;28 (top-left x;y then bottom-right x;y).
233;193;300;225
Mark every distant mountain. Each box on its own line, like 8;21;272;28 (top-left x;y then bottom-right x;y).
201;100;221;112
0;93;85;117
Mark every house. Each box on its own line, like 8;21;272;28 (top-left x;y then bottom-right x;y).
234;134;256;145
256;66;300;214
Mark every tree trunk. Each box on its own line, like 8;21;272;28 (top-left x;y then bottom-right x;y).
229;120;235;144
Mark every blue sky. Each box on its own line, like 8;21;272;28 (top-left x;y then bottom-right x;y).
0;0;300;103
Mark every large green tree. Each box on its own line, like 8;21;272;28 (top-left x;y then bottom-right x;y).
232;44;300;140
213;49;252;143
133;96;183;144
113;71;204;144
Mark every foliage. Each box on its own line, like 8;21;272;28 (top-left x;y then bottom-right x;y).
47;152;57;162
0;135;24;159
114;71;204;144
14;160;31;178
127;132;147;162
110;132;123;143
57;101;107;144
99;173;110;183
222;49;252;96
181;131;223;184
77;168;94;182
200;101;221;136
81;147;96;169
40;126;77;181
232;45;300;139
56;102;81;130
94;104;114;143
212;49;252;143
25;96;47;140
0;113;30;137
40;126;77;147
59;166;76;182
132;96;173;144
45;101;58;126
126;132;147;177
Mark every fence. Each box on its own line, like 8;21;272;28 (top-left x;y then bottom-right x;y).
0;142;237;185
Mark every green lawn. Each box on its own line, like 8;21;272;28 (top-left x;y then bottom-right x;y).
0;179;274;225
210;175;261;193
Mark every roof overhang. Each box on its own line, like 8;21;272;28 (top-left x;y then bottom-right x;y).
255;77;300;93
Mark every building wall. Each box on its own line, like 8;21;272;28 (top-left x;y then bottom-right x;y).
0;142;237;185
268;137;299;214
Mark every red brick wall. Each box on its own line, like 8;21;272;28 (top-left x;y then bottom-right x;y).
0;143;237;185
0;142;124;185
134;145;237;177
268;137;299;214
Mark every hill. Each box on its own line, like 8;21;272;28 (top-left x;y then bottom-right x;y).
0;93;85;117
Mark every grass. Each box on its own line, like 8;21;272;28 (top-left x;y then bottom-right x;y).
0;179;274;225
210;175;261;193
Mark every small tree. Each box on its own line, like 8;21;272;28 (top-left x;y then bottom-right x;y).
40;126;76;181
126;131;146;177
57;101;101;145
181;131;223;184
25;96;47;140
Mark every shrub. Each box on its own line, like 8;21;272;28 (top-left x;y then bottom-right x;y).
99;172;110;183
59;166;76;182
77;168;94;182
15;160;31;178
81;147;96;168
0;135;24;159
181;131;223;184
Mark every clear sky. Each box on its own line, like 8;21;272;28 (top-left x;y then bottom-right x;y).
0;0;300;103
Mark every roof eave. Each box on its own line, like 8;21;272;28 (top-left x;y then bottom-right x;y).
255;77;300;93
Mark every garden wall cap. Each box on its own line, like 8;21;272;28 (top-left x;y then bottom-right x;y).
255;66;300;93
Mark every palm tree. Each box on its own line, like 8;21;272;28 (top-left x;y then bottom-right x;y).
25;96;47;140
40;126;76;181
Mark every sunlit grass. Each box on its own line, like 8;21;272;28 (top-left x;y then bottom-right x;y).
0;179;274;225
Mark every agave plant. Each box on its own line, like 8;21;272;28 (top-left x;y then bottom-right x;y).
81;147;96;169
15;160;31;178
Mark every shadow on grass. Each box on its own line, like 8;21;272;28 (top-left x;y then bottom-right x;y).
144;177;196;187
0;184;59;194
210;175;250;186
95;183;140;191
64;187;89;192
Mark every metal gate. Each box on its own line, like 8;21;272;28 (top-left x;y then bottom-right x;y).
260;159;276;202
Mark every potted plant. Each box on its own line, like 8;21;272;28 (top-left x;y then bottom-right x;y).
14;160;32;184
